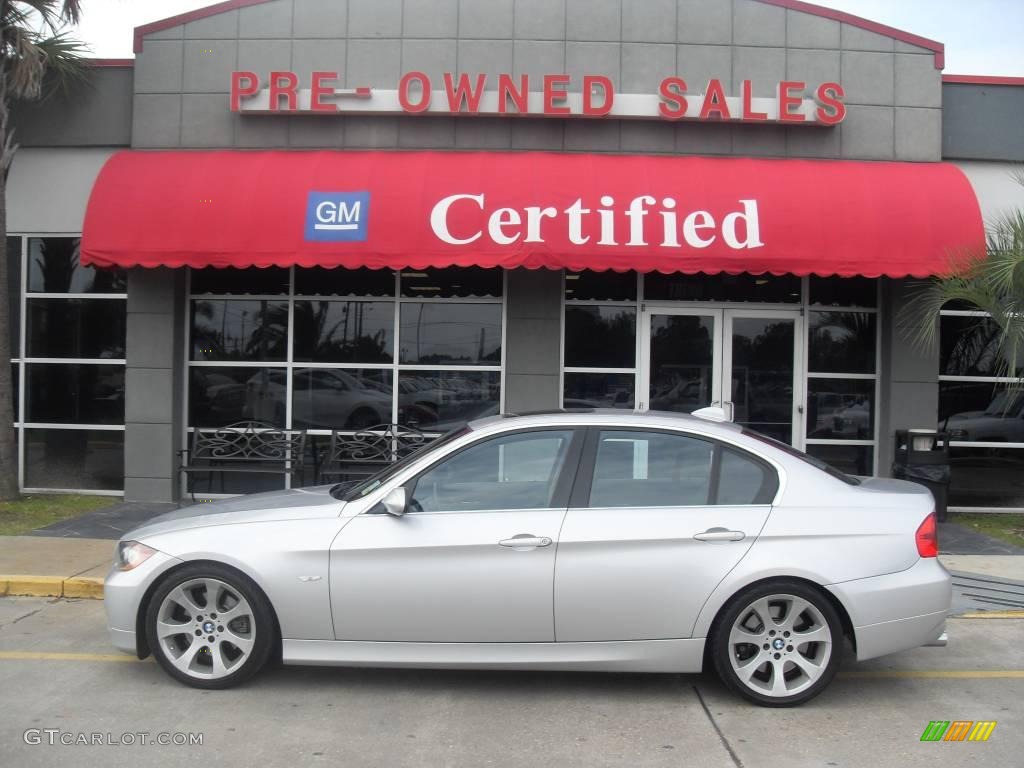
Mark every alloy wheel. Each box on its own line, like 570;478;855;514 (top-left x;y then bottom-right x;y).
727;593;833;698
154;578;256;680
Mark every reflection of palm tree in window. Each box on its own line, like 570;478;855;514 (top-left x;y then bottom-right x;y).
292;301;392;362
35;238;78;293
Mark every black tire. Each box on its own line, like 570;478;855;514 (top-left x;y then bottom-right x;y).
710;579;843;707
145;563;275;690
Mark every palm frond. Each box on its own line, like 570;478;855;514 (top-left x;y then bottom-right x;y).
900;174;1024;388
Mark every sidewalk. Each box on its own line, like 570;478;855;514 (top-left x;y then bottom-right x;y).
0;536;112;599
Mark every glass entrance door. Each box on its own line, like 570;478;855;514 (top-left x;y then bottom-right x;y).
641;309;722;416
640;307;803;447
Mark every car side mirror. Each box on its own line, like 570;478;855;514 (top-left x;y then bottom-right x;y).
376;486;407;517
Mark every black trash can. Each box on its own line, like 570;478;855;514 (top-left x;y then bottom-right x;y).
892;429;951;522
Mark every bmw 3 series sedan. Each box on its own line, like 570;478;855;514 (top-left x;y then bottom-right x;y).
105;410;950;707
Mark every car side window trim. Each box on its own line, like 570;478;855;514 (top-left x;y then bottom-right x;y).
399;426;588;515
570;426;779;510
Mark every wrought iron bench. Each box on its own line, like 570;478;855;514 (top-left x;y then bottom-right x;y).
317;424;435;484
179;421;307;500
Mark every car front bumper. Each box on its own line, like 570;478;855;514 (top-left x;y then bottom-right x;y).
104;550;182;656
826;557;952;661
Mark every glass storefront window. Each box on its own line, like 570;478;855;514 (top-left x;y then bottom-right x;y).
940;382;1024;442
563;372;635;409
644;272;801;303
940;315;1022;377
25;364;124;425
191;300;288;362
805;443;874;477
808;276;877;308
292;301;394;363
564;306;636;368
400;267;503;298
189;367;287;427
397;370;500;431
565;270;637;301
190;267;290;295
27;238;125;293
187;267;505;483
808;311;877;374
6;237;20;352
398;303;501;365
949;447;1024;508
806;378;875;440
295;266;394;297
939;306;1023;508
8;236;127;493
24;429;124;491
292;368;393;430
27;299;126;359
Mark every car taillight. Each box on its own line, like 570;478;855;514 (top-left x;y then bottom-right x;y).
916;513;938;558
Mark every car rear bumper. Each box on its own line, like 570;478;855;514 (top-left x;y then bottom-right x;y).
826;557;952;661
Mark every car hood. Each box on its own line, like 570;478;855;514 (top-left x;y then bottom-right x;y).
123;486;344;541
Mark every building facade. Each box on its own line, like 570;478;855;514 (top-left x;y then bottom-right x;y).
6;0;1024;508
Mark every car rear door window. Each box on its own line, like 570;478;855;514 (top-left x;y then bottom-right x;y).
585;430;779;508
409;430;576;512
589;431;714;507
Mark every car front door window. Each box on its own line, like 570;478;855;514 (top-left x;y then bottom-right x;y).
409;430;576;512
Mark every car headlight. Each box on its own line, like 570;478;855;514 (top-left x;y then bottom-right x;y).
115;541;158;571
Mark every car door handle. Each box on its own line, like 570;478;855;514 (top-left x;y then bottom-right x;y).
693;528;746;542
499;535;552;549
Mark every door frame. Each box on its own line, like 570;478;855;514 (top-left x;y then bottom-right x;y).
638;305;805;450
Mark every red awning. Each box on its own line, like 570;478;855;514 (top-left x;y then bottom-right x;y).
81;150;984;277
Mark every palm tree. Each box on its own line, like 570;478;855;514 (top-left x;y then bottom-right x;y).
900;177;1024;398
0;1;86;499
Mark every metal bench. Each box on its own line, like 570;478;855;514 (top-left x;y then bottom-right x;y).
179;421;307;500
317;423;435;484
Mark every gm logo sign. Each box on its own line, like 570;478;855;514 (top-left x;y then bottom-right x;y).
305;191;370;242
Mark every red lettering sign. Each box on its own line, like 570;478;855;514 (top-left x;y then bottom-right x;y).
543;74;571;115
230;71;260;112
269;71;298;112
310;71;339;112
399;71;431;113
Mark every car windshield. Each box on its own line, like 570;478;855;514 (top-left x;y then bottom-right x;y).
984;390;1024;417
741;429;861;486
331;426;472;501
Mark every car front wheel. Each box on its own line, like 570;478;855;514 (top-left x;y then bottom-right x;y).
711;581;843;707
145;564;274;689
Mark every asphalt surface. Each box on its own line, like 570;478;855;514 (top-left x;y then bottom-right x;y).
0;598;1021;767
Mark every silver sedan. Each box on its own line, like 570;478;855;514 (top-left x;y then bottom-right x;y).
105;410;950;707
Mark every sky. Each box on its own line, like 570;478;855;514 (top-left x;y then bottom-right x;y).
64;0;1024;76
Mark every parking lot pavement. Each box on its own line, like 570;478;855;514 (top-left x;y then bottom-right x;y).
0;598;1021;768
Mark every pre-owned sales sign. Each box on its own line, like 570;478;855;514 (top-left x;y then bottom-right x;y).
230;70;846;126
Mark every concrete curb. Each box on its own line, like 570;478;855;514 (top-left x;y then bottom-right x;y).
0;575;104;600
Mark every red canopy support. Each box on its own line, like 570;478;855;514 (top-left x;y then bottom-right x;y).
82;150;984;278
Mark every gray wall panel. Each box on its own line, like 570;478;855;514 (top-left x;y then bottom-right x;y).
943;83;1024;162
12;67;132;147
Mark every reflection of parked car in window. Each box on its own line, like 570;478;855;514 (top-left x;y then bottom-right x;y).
946;391;1024;442
832;398;871;439
246;369;392;429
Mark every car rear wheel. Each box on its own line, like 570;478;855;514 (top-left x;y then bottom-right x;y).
711;581;842;707
145;564;274;689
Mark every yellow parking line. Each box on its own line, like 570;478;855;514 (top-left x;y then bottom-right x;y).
0;651;147;663
956;611;1024;619
841;670;1024;679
